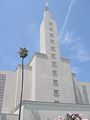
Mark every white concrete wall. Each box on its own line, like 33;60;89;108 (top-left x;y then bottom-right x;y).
72;73;80;103
15;65;32;106
86;83;90;103
39;6;75;104
40;21;46;54
35;54;54;102
28;56;36;101
58;59;76;103
30;53;76;103
40;8;60;59
22;101;90;120
0;114;18;120
0;70;17;113
77;81;90;104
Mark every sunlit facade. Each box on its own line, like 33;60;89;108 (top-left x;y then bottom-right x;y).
0;3;90;120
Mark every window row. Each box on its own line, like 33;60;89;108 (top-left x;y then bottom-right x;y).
52;70;57;76
51;46;55;51
49;22;53;26
0;74;6;81
51;53;56;59
0;74;6;78
0;93;4;96
50;39;54;44
53;80;58;86
0;96;3;98
0;80;6;83
51;62;57;68
54;90;59;97
49;27;54;32
54;100;59;103
50;33;54;38
0;85;5;88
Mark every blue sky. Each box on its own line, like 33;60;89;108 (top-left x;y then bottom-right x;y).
0;0;90;82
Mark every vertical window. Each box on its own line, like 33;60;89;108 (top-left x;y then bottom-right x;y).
51;46;55;51
52;62;57;68
51;54;56;59
50;33;54;38
54;90;59;97
52;70;57;76
0;74;6;112
54;100;59;103
49;27;53;32
82;85;89;104
50;39;54;44
53;80;58;86
49;22;53;26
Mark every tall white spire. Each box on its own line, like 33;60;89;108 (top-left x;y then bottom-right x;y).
40;2;60;57
45;1;49;11
44;1;52;19
46;1;48;6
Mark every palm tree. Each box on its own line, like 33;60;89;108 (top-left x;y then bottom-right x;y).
18;48;28;120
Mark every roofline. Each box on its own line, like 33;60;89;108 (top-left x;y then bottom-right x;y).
28;52;47;65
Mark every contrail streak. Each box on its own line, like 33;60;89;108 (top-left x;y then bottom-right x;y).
61;0;75;33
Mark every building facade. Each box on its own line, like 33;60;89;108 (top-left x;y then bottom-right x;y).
0;2;90;120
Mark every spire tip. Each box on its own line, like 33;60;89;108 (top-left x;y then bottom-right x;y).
46;1;48;7
45;1;49;11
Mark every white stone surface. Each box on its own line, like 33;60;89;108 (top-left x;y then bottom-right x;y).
0;70;16;113
21;101;90;120
0;114;18;120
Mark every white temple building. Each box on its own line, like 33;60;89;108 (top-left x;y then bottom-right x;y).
0;2;90;120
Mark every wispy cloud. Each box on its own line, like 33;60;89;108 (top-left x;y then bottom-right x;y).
60;32;81;45
60;32;74;45
71;43;90;62
60;0;75;33
59;0;90;63
60;32;90;62
59;0;75;46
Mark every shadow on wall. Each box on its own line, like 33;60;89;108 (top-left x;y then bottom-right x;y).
26;110;41;120
1;114;7;120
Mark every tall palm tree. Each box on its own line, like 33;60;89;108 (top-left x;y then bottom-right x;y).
18;48;28;120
